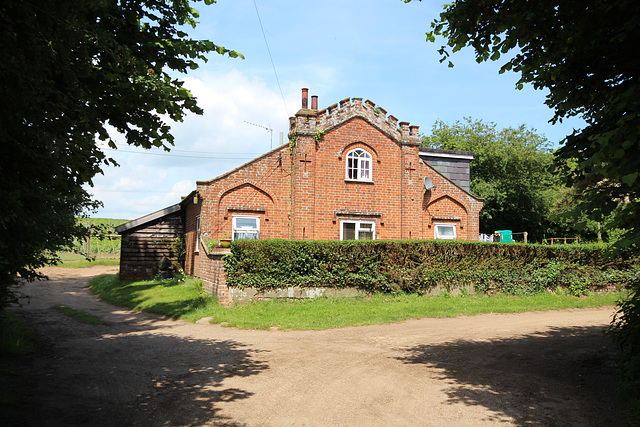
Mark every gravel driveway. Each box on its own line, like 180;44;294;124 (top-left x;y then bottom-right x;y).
1;266;629;426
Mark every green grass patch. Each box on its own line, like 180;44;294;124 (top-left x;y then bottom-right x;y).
90;274;219;322
56;251;119;267
0;310;37;356
89;274;622;330
55;258;120;268
52;305;109;325
205;291;622;330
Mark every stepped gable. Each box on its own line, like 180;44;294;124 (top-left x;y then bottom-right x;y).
289;92;420;146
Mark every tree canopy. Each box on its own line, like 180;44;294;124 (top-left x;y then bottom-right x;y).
422;118;559;240
408;0;640;417
0;0;241;308
408;0;640;252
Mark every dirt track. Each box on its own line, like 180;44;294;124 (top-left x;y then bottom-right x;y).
1;266;630;426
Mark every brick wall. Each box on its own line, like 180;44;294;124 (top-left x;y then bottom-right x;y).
185;91;483;303
199;249;231;306
195;148;292;245
287;95;482;241
184;92;483;243
419;163;483;240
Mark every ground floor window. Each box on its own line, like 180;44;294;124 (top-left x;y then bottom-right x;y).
434;223;456;240
232;215;260;240
340;219;375;240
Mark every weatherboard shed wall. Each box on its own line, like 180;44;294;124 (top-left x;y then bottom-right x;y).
116;205;184;280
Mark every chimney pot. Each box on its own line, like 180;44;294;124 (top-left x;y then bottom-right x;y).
311;95;318;110
302;88;309;109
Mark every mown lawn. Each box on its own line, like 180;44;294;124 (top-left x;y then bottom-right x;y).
89;274;624;330
56;252;119;268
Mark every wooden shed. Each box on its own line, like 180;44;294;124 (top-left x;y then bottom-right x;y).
115;204;184;280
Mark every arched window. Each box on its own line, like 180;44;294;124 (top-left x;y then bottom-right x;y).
345;148;372;181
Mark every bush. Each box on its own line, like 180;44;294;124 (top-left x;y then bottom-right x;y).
608;278;640;420
223;239;638;296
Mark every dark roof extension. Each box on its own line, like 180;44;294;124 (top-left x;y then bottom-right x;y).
114;203;181;234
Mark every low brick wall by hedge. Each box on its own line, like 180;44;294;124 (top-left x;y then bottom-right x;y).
223;239;639;296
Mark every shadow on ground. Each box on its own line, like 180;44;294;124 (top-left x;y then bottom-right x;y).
2;268;269;426
397;325;627;426
2;331;268;426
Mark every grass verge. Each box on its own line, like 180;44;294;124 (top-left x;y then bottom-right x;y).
90;274;219;322
90;274;624;330
205;291;622;330
0;310;37;356
52;305;109;325
55;258;120;268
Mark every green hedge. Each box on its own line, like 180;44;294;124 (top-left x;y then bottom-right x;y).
223;239;639;296
608;277;640;419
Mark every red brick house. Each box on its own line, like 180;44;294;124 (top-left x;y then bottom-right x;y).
180;89;483;278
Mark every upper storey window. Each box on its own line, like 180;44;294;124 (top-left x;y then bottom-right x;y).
345;148;372;181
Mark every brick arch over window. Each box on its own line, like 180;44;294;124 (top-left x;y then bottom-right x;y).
424;194;470;239
211;183;277;240
424;194;469;216
337;142;379;163
217;183;275;213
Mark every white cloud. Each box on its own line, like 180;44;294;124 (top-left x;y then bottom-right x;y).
88;68;297;220
84;0;587;220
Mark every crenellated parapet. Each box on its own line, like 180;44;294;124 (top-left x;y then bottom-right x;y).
289;89;420;146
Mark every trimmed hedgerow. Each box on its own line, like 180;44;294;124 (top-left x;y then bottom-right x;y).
608;278;640;420
223;239;639;296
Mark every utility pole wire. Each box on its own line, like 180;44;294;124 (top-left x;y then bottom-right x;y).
252;0;289;118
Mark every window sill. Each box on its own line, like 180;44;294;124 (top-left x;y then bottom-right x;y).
344;179;374;184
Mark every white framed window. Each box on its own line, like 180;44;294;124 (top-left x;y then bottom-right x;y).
434;223;457;240
345;148;372;181
340;219;375;241
232;215;260;240
194;215;201;252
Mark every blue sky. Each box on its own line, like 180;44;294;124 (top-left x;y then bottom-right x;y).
88;0;584;220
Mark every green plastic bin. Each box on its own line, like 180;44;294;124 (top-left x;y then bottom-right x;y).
496;230;514;243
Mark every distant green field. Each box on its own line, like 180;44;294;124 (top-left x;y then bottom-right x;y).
76;217;130;228
58;252;119;265
58;217;130;261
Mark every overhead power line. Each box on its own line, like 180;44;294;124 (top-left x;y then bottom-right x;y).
252;0;289;117
89;189;180;194
101;147;259;160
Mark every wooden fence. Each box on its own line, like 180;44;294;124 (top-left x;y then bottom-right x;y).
541;237;581;245
59;223;121;260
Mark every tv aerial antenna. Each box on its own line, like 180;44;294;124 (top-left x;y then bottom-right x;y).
244;121;273;149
